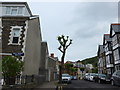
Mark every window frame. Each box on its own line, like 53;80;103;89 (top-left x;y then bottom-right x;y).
112;35;118;47
8;26;22;45
5;6;24;16
113;49;120;61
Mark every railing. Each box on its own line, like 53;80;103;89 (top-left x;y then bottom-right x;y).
2;75;46;86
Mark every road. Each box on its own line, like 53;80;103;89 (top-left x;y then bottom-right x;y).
0;85;2;90
63;80;120;89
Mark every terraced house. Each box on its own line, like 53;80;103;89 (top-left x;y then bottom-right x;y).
0;2;56;85
98;45;106;74
110;24;120;71
103;34;114;76
98;23;120;76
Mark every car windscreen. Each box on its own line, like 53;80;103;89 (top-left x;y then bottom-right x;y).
90;73;96;76
62;74;70;77
99;74;106;77
116;71;120;76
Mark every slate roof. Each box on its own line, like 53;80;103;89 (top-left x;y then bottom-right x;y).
111;24;120;32
103;34;112;44
1;2;32;16
99;45;104;53
110;24;120;37
98;45;105;55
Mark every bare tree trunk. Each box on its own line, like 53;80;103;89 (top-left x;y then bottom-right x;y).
59;51;65;84
59;65;62;83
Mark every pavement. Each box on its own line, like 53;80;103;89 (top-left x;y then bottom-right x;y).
37;80;58;88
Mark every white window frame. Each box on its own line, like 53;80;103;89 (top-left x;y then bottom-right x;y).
113;49;120;61
6;6;24;16
11;7;18;15
8;26;22;45
112;30;115;36
0;18;2;41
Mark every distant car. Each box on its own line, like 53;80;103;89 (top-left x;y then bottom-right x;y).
111;70;120;86
71;76;74;80
74;76;77;80
93;74;106;83
62;74;72;84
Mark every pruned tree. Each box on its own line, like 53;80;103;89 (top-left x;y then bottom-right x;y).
57;35;72;83
2;56;24;85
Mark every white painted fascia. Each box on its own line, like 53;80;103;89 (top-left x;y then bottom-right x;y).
21;20;28;61
105;51;112;55
107;64;114;68
0;53;12;55
115;60;120;64
0;18;2;41
113;44;120;50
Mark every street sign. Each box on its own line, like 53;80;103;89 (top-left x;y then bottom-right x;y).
12;53;24;56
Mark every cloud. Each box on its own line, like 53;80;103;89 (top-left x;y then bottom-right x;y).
63;2;118;61
29;2;118;61
70;2;118;39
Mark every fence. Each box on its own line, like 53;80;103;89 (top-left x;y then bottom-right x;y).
2;75;46;86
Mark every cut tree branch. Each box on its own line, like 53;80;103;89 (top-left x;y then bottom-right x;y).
58;46;64;53
65;39;72;49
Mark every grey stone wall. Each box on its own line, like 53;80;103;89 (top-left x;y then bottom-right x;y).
23;17;42;75
48;57;57;81
2;17;28;54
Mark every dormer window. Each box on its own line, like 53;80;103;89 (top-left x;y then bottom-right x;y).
6;6;24;15
11;7;18;15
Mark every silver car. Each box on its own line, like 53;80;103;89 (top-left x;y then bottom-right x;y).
62;74;72;83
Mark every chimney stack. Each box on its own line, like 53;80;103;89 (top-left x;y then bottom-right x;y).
50;53;54;58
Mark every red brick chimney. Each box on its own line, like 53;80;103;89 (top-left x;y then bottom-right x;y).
50;53;54;58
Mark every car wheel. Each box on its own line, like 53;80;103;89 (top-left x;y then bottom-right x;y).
111;80;115;86
98;79;101;84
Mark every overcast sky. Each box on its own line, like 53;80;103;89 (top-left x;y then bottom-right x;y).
28;1;118;62
3;0;119;62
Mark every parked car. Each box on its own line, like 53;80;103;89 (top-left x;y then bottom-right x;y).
83;73;90;80
62;74;72;84
111;70;120;86
71;76;77;80
88;73;97;81
93;74;106;83
105;75;111;83
0;79;4;85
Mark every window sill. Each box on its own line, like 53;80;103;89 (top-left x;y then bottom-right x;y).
8;43;20;46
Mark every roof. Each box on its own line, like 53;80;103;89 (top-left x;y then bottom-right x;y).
98;45;105;55
110;24;120;36
1;2;32;16
103;34;112;45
